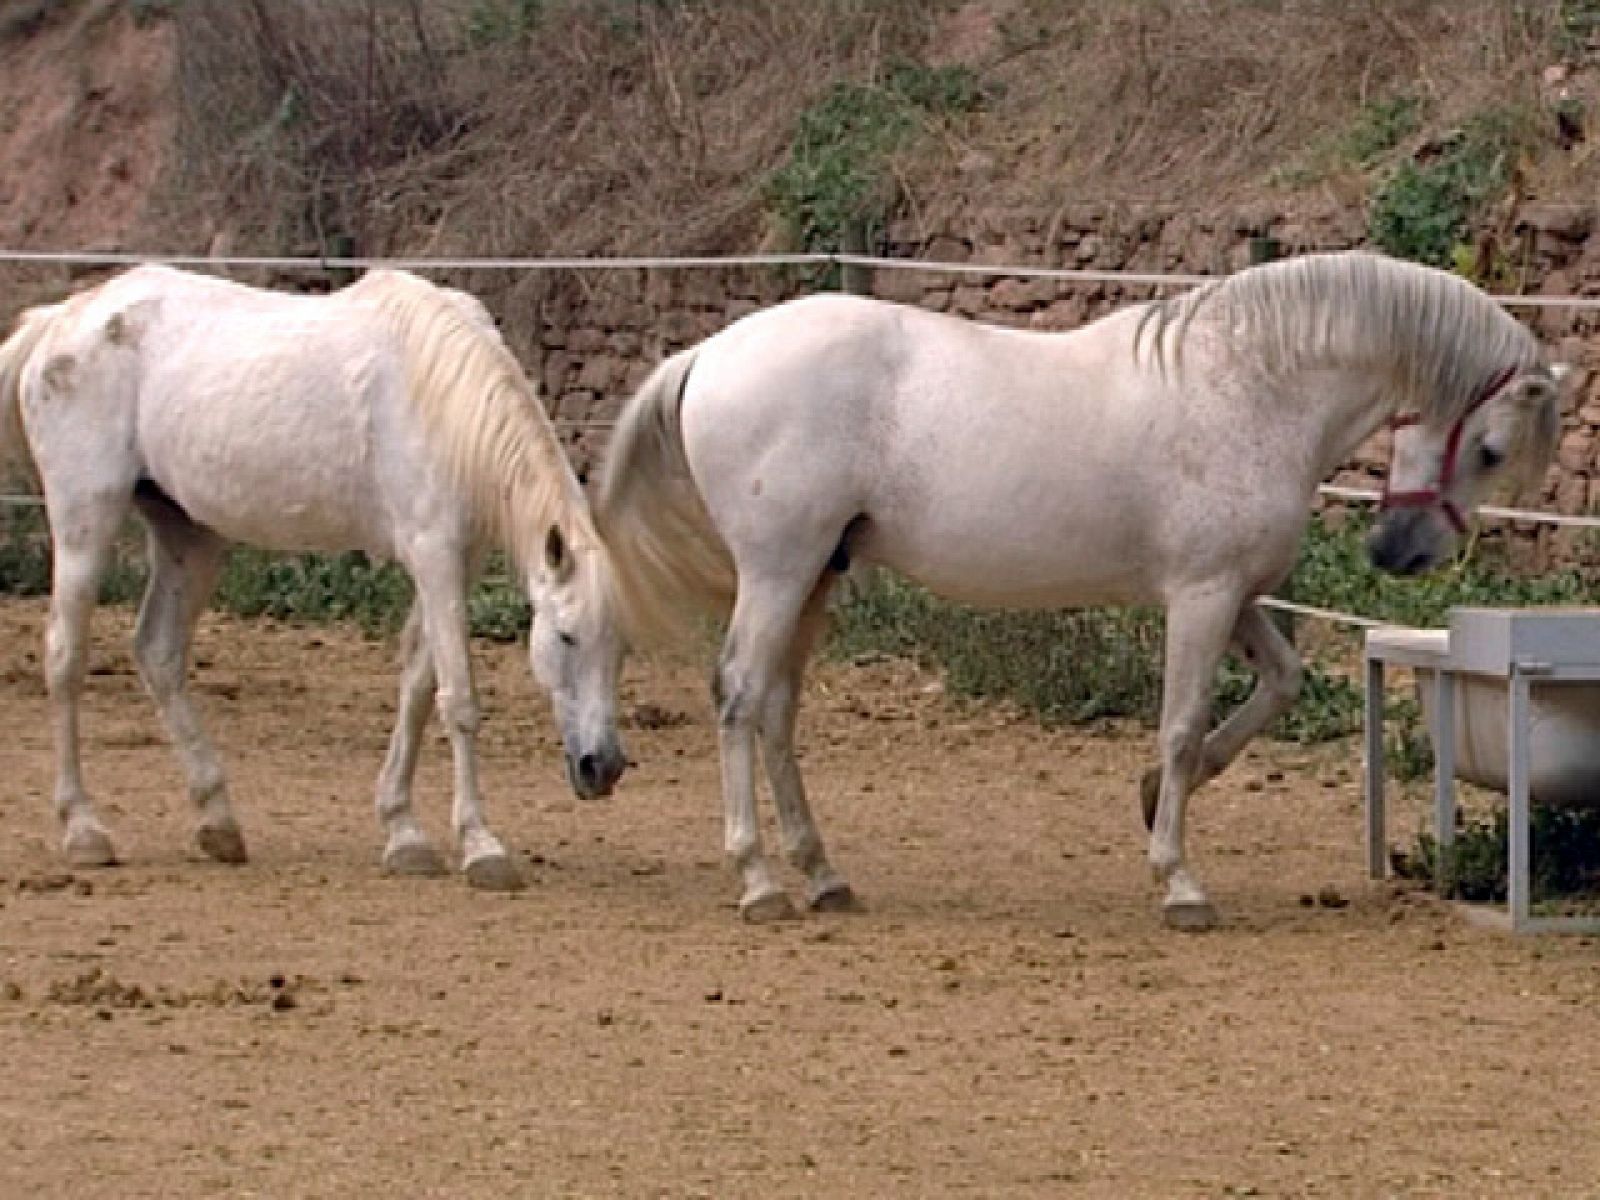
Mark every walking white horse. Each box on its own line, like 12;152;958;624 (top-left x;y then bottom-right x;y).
0;265;627;889
598;250;1567;928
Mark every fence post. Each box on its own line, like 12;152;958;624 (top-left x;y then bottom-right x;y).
839;219;873;296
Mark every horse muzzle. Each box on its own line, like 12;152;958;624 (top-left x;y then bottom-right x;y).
565;738;627;799
1367;508;1446;577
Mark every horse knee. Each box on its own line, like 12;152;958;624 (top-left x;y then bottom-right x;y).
434;688;480;736
712;664;756;731
1271;656;1305;707
44;632;85;697
1159;718;1206;775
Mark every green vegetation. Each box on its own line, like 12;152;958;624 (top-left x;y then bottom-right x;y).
466;0;545;45
1393;806;1600;908
1342;92;1422;166
1368;108;1528;267
0;507;530;642
768;62;985;255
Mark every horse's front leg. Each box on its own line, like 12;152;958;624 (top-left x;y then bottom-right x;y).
1140;603;1304;829
373;604;449;877
410;548;522;892
1149;587;1244;930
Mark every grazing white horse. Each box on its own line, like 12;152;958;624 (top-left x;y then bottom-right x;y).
598;250;1566;928
0;265;627;889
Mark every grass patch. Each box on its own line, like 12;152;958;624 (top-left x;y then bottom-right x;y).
0;507;531;642
1392;805;1600;909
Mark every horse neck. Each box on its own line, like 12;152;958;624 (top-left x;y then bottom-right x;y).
1275;361;1397;483
471;380;593;572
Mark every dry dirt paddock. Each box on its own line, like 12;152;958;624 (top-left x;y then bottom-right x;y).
1;596;1597;1199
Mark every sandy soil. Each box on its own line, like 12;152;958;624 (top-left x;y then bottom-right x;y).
1;596;1597;1199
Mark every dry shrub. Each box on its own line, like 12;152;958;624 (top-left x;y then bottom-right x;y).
160;0;956;361
917;0;1573;216
148;0;1594;358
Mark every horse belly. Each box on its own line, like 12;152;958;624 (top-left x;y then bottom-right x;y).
868;493;1155;609
137;366;389;555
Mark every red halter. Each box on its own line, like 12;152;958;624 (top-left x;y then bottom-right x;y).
1378;366;1518;535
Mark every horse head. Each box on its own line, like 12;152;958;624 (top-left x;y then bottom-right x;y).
1369;361;1570;575
527;521;629;799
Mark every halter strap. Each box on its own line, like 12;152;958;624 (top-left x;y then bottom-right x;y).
1379;365;1518;535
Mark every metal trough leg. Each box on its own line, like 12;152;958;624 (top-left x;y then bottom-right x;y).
1507;667;1533;933
1364;655;1386;879
1432;670;1457;891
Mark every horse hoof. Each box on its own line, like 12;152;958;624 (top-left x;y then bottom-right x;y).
807;880;863;914
1139;767;1161;832
196;823;248;865
740;888;800;923
1163;901;1220;932
464;853;526;893
63;826;117;868
383;839;449;878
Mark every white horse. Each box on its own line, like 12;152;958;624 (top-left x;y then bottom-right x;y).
0;264;627;889
598;250;1567;928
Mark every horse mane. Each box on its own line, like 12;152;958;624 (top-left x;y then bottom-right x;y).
345;269;604;578
1136;251;1542;424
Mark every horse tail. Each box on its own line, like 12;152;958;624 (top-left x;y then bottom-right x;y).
596;348;735;649
0;303;60;480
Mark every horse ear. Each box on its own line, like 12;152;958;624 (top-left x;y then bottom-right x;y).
544;523;573;580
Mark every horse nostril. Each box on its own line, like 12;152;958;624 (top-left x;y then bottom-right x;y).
577;753;600;788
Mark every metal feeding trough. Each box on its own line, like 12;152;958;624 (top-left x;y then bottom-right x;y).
1363;607;1600;934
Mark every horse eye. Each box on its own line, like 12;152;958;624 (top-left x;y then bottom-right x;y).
558;631;577;648
1478;443;1505;471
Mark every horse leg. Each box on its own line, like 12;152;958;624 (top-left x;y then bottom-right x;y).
373;603;448;876
1140;604;1304;830
760;582;857;912
715;576;820;922
1149;587;1243;930
44;493;127;866
408;545;522;891
132;508;243;863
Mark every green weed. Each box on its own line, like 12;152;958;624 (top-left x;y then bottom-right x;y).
1369;108;1528;267
768;62;985;256
1394;805;1600;907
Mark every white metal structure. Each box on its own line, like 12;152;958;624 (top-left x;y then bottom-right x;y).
1365;608;1600;934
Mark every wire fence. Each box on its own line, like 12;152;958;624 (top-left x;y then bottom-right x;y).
6;245;1600;634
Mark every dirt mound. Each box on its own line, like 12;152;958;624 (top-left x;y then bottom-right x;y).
0;1;175;254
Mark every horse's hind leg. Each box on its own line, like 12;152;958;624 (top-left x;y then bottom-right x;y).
407;543;522;891
373;603;448;877
133;507;241;863
1140;604;1304;830
44;492;128;866
760;581;857;913
1148;587;1243;930
715;574;825;922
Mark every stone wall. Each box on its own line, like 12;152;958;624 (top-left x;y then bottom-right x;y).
534;201;1600;570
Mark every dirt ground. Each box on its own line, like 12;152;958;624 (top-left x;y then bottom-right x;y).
1;596;1597;1199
